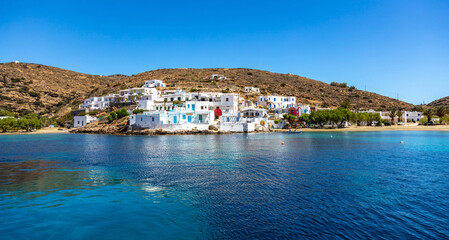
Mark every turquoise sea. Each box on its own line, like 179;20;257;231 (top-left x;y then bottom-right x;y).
1;132;449;239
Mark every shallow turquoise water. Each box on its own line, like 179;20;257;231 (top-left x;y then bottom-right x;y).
0;132;449;239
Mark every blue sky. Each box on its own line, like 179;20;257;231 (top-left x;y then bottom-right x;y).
1;0;448;104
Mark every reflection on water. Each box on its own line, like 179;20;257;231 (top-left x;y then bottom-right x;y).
0;132;449;239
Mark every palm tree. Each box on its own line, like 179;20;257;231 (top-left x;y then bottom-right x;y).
389;108;397;124
436;107;446;124
423;108;433;123
396;110;403;123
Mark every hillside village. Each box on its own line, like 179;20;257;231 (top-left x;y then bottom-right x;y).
71;76;429;133
1;62;448;134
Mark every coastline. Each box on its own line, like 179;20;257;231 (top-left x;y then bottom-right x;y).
2;125;449;136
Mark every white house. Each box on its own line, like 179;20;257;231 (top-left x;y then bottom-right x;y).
74;115;98;128
130;109;215;130
404;111;423;122
244;87;260;93
142;80;166;88
79;97;111;110
361;110;423;123
257;95;297;109
210;74;226;80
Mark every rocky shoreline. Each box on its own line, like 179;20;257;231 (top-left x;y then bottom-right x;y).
69;116;264;136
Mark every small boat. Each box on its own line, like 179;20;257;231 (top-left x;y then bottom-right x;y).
288;129;303;133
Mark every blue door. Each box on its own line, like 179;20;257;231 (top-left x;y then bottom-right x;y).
188;116;192;122
192;104;195;111
174;116;177;124
199;115;203;123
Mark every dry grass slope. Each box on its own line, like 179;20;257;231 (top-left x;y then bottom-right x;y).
427;96;449;107
0;62;414;116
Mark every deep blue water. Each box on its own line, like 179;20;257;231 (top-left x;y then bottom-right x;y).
0;132;449;239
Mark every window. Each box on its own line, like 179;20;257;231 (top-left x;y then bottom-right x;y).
152;117;154;121
183;115;186;120
141;117;143;121
178;97;181;101
226;98;229;101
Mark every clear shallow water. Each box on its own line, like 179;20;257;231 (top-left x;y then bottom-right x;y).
0;132;449;239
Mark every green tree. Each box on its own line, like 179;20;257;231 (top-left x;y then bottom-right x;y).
0;118;16;132
389;108;397;124
298;113;309;124
108;112;118;123
396;110;403;123
423;108;433;123
436;107;446;124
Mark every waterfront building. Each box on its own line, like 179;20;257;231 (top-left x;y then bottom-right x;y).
74;115;98;128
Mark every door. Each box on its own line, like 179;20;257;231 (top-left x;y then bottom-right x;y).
188;116;192;122
192;104;195;111
199;115;203;123
174;116;177;124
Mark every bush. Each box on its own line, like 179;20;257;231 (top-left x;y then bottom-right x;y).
0;110;15;117
19;86;29;93
107;108;128;123
222;89;230;93
274;119;283;124
29;92;40;98
133;109;145;114
87;110;99;116
117;108;129;118
330;82;348;88
108;112;117;122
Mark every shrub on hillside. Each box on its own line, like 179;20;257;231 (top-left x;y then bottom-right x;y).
29;92;40;98
107;108;128;123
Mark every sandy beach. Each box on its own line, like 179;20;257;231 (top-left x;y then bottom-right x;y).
273;125;449;132
0;127;70;135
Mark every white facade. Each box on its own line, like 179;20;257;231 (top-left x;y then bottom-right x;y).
404;111;423;122
244;87;260;93
79;97;110;110
362;110;423;123
210;74;226;80
142;80;166;88
131;109;215;130
74;115;98;128
257;95;297;109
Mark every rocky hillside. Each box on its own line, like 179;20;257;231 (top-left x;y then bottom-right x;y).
427;96;449;107
0;62;414;116
0;62;127;116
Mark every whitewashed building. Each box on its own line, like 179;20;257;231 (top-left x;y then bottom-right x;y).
210;74;226;80
74;115;98;128
257;95;297;109
244;87;260;93
142;80;166;88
